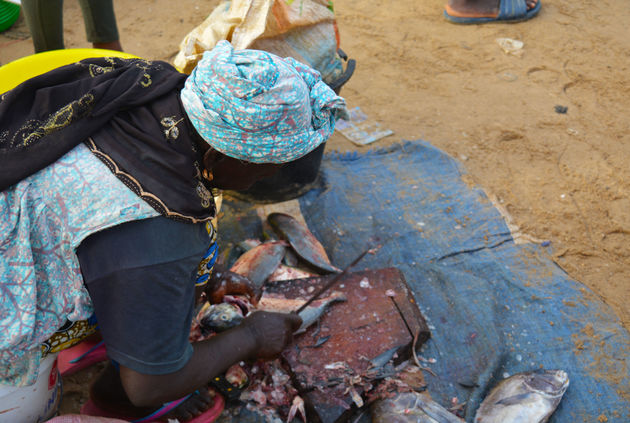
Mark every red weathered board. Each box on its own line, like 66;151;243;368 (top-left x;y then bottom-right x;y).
264;267;430;423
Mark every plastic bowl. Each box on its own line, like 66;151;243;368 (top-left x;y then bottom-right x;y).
0;0;20;33
0;48;138;94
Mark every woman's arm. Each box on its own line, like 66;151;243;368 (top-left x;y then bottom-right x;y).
118;310;302;406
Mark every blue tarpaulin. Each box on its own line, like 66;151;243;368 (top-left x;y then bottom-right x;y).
220;140;629;422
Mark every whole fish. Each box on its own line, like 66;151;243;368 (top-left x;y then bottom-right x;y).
198;302;244;333
267;213;341;274
371;392;464;423
474;370;569;423
257;291;347;334
230;241;287;289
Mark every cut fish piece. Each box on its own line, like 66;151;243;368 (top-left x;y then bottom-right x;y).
267;213;340;273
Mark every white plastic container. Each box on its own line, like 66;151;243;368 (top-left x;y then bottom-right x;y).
0;353;62;423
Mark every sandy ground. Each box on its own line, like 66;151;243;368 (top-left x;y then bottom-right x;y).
1;0;629;416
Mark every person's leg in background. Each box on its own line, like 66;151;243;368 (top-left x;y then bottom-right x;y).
79;0;123;51
21;0;65;53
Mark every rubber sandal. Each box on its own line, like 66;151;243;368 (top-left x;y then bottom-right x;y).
58;339;108;376
444;0;542;24
80;391;225;423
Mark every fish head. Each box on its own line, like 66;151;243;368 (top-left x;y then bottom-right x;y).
200;303;244;332
225;363;249;389
372;392;464;422
371;393;420;419
523;370;569;398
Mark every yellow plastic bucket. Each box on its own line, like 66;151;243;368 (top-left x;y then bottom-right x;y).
0;48;137;94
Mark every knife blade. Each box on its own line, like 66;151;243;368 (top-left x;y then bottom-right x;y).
294;246;374;314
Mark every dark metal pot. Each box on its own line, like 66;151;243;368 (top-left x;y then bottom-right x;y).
228;50;355;204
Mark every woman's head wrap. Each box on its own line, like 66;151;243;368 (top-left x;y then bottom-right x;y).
181;41;347;164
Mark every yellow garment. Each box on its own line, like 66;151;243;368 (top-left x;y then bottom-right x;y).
41;320;98;357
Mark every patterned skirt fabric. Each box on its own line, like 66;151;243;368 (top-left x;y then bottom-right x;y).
0;143;159;386
41;318;99;358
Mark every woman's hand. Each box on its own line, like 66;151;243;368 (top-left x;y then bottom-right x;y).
241;311;303;359
205;265;259;305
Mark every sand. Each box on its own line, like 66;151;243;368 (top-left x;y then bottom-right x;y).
1;0;628;415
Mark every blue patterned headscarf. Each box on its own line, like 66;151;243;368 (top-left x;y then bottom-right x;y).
180;41;347;164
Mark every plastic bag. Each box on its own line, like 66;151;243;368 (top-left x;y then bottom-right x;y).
174;0;347;86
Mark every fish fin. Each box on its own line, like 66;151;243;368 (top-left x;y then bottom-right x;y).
369;346;398;368
314;335;331;347
415;394;465;423
495;392;534;406
331;292;347;302
268;212;340;273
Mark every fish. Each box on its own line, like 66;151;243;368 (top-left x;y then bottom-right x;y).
237;359;298;422
225;363;249;389
282;248;300;267
267;264;318;282
230;241;287;289
309;335;331;348
369;346;399;369
287;395;306;423
371;391;465;423
267;212;341;274
207;268;259;305
238;238;262;251
257;291;347;334
198;302;244;333
474;369;569;423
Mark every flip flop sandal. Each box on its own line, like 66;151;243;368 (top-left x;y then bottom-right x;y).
80;390;225;423
58;339;108;376
444;0;542;24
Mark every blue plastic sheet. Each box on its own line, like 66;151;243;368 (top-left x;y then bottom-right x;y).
220;140;629;422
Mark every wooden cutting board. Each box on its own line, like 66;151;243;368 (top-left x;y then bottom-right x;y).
264;267;430;423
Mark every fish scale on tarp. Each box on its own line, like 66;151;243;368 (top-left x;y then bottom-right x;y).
218;140;629;422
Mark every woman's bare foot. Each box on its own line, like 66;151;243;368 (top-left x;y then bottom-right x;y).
446;0;538;18
89;363;215;422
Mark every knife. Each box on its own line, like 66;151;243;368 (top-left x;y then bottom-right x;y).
294;246;375;314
